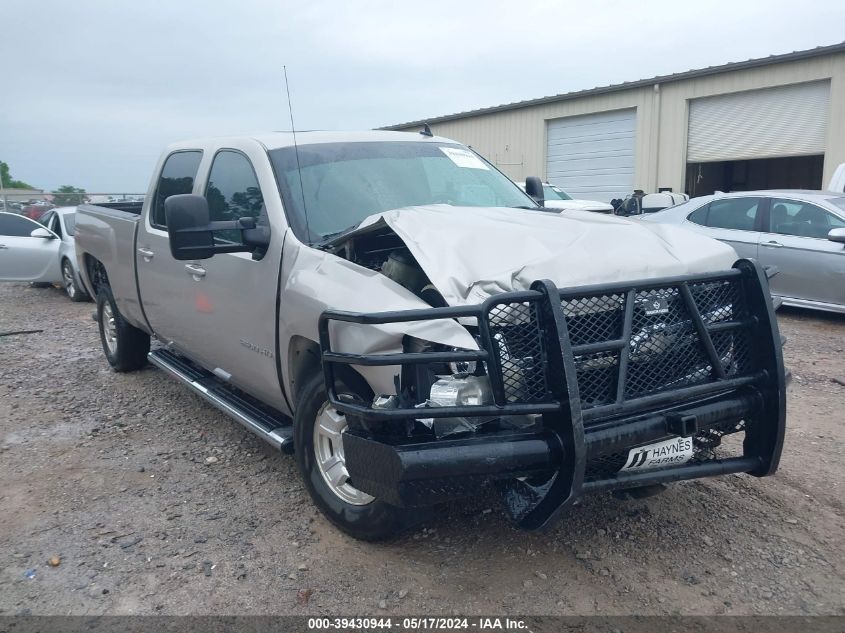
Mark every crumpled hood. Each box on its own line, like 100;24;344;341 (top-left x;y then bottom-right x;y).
353;204;737;306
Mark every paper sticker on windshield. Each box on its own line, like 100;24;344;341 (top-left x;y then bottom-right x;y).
440;147;489;170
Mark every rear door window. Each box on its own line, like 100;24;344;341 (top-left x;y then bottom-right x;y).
702;198;760;231
64;213;76;235
768;198;845;239
204;150;266;244
0;212;42;237
150;151;203;228
51;214;63;238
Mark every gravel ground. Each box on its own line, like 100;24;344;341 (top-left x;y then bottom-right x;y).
0;281;843;616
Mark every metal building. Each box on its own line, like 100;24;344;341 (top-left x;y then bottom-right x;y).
385;43;845;202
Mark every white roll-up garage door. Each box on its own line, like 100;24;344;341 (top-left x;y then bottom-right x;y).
546;109;636;203
687;81;830;163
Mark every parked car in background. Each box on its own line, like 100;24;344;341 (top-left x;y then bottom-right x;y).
613;191;690;216
36;207;90;301
0;208;90;302
516;181;614;213
641;190;845;314
22;202;53;220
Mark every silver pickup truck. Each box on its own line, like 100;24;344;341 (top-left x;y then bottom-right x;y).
75;130;786;540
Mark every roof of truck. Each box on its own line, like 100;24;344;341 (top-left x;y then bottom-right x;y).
172;130;458;151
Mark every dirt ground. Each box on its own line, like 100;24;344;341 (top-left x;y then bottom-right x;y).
0;281;843;616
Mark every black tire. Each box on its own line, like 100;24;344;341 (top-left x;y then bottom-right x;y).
294;373;426;541
62;259;88;303
96;285;150;372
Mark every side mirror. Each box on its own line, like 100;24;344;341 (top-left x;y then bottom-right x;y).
828;228;845;244
30;227;54;238
524;176;544;206
164;194;269;261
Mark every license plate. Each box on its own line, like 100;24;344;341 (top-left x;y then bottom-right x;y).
620;436;694;472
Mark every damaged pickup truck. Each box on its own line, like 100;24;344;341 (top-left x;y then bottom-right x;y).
75;131;786;540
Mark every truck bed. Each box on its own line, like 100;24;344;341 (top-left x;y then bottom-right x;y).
75;203;146;330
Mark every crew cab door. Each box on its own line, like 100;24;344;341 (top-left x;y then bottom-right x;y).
0;212;62;282
182;148;285;409
135;150;205;350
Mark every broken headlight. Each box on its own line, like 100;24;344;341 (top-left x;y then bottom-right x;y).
428;374;493;407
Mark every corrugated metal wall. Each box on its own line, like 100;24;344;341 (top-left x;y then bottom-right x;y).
392;52;845;195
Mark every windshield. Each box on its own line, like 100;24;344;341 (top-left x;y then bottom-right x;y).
830;197;845;213
542;184;572;201
63;213;76;235
269;142;537;242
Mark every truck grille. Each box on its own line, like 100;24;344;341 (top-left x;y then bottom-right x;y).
487;276;754;411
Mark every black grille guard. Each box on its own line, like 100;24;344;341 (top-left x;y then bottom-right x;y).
318;259;786;528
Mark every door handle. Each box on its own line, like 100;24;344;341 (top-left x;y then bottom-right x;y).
0;244;8;249
137;247;155;261
185;263;206;279
762;240;783;248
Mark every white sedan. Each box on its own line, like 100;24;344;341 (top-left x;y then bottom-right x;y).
0;208;90;301
516;181;614;213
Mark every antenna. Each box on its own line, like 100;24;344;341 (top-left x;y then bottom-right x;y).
283;66;312;243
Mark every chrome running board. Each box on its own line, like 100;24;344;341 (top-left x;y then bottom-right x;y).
148;348;293;452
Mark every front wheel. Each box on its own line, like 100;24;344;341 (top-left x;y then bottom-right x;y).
293;373;426;541
96;285;149;372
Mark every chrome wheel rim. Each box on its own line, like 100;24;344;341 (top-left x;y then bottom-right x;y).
313;403;374;506
102;302;118;355
63;263;75;298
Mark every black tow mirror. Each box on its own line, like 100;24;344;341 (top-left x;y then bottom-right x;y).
524;176;544;206
164;194;269;261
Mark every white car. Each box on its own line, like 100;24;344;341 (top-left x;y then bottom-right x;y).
0;207;90;301
517;181;614;213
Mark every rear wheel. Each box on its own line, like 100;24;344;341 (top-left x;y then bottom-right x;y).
294;373;426;541
62;259;88;302
96;285;149;372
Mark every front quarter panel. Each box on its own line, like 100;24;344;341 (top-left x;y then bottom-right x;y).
278;233;477;398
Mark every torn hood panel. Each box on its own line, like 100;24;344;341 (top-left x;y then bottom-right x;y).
353;205;738;305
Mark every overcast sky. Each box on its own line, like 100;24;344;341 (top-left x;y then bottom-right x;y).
1;0;843;192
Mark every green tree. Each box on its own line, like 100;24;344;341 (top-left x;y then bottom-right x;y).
52;185;87;206
0;160;36;189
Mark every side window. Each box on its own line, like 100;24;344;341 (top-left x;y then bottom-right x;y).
151;151;203;228
704;198;760;231
0;213;43;237
768;198;845;239
38;211;54;228
205;151;266;244
52;214;63;239
687;203;709;225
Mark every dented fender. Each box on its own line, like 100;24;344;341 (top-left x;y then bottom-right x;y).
278;232;477;397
